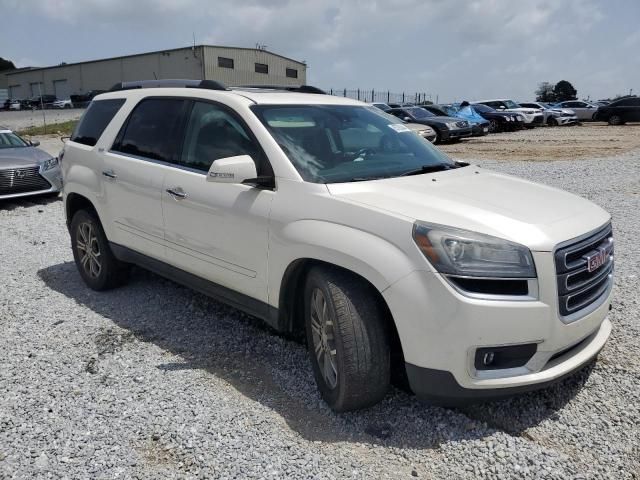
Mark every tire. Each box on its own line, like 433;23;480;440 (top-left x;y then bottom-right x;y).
304;266;390;412
608;115;623;126
70;209;129;291
489;119;500;133
547;117;558;126
433;129;442;144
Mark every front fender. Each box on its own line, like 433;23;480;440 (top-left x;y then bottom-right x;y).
268;219;417;307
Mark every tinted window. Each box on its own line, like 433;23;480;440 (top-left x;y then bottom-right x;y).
113;98;185;162
71;99;125;146
611;98;640;107
218;57;234;69
286;68;298;79
255;63;268;74
0;131;29;148
180;101;267;175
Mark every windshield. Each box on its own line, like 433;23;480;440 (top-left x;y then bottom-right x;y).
0;131;29;148
251;104;455;184
503;100;522;109
472;104;494;113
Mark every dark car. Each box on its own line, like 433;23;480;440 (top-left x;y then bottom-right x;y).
468;103;524;133
28;94;57;109
70;90;107;108
593;97;640;125
423;104;490;137
387;102;415;109
387;106;472;143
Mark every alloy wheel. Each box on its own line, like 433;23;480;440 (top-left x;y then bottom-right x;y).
310;288;339;389
76;221;102;278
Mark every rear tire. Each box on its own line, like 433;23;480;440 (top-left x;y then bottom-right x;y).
70;209;129;291
304;266;390;412
608;115;623;125
433;129;442;144
547;117;558;126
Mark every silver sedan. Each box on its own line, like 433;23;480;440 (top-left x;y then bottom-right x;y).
0;128;62;200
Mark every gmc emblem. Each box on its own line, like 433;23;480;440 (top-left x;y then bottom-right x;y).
586;248;607;272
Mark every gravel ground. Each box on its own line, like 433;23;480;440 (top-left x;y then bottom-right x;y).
0;109;84;132
0;146;638;478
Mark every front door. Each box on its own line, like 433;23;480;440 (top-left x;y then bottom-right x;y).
161;100;274;302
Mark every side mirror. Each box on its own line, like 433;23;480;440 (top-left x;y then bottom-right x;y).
207;155;257;184
30;140;40;147
403;116;412;122
498;106;506;110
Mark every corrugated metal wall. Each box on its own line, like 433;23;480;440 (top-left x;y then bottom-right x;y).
4;46;306;99
202;46;306;86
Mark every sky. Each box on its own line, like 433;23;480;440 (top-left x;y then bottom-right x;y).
1;0;638;102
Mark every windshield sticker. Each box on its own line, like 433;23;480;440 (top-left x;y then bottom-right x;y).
388;124;411;133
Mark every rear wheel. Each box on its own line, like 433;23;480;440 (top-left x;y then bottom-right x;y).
547;116;558;126
70;209;129;291
433;129;442;144
304;267;390;412
608;115;624;125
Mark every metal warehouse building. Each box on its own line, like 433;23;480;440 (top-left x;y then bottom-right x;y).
4;45;307;100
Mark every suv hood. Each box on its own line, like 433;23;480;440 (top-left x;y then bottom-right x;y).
327;167;609;251
0;147;52;169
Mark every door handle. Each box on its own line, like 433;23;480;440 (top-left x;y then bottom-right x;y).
102;170;117;179
166;187;187;200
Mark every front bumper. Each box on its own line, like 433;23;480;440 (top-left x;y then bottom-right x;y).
471;123;490;136
441;127;472;141
556;115;579;125
0;164;62;200
382;250;613;404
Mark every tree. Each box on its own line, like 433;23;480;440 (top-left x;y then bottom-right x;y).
535;82;556;102
553;80;577;102
0;57;16;72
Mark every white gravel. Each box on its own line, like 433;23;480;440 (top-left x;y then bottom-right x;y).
0;150;638;478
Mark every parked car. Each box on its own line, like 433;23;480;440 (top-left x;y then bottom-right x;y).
472;99;544;127
369;104;437;143
387;106;472;143
552;100;599;121
52;99;74;109
0;127;62;200
61;80;613;412
468;103;525;132
28;94;57;109
371;102;392;112
70;90;107;108
425;104;490;137
593;97;640;125
519;102;578;126
387;102;415;108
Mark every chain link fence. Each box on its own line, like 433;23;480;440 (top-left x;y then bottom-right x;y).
325;88;433;105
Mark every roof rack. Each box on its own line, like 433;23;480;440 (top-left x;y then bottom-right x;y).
109;79;227;92
235;85;327;94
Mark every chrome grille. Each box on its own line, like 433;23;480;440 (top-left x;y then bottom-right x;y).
0;166;51;195
555;224;613;318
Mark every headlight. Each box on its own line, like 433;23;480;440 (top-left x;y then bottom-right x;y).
42;157;59;171
412;222;536;278
445;122;460;129
505;116;512;121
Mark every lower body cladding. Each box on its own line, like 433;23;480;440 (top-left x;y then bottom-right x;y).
0;165;62;200
383;251;613;405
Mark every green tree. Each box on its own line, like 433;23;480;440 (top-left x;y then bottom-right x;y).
553;80;577;102
0;57;16;72
535;82;556;102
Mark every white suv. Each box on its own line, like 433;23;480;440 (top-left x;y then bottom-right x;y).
61;80;613;411
473;99;544;127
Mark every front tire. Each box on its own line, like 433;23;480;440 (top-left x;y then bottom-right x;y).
547;116;558;126
608;115;623;125
70;209;129;291
304;267;390;412
489;119;500;133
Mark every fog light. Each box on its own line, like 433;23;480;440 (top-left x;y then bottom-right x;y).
474;343;537;371
482;352;495;366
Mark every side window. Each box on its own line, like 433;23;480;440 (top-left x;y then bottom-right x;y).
180;101;269;175
71;99;125;146
112;98;186;162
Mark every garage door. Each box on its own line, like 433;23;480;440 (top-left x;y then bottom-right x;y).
53;79;70;100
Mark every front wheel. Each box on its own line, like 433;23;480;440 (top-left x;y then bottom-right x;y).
305;267;390;412
70;209;129;291
489;119;500;133
608;115;624;125
547;116;558;126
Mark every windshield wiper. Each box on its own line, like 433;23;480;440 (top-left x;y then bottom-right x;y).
346;176;387;182
400;162;469;177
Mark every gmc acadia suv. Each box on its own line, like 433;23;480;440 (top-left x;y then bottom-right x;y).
61;80;614;412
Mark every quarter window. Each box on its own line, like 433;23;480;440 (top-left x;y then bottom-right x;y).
180;101;267;174
286;68;298;79
71;99;125;147
112;98;185;162
218;57;234;69
255;63;269;74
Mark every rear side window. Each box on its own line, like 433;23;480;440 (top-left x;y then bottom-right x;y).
112;98;186;162
71;99;125;146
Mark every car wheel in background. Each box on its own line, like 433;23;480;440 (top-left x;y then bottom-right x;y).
70;209;130;291
432;129;442;144
304;266;390;412
547;117;558;126
489;119;500;133
608;115;623;126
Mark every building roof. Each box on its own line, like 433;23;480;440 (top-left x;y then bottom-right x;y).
5;45;306;76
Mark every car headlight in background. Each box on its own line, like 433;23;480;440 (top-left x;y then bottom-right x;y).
505;116;512;121
412;222;536;278
41;157;59;171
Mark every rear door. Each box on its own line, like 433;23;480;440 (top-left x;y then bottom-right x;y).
103;97;187;261
161;100;274;302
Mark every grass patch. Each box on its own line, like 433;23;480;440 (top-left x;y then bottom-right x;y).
17;120;78;137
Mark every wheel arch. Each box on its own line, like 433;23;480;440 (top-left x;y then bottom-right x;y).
65;192;98;230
